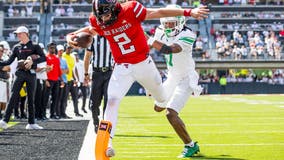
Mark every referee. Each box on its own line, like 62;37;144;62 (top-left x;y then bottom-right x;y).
84;35;113;133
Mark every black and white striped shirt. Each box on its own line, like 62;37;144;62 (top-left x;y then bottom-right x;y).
87;35;113;69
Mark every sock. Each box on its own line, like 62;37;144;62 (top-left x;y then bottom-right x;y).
108;137;113;148
185;141;195;147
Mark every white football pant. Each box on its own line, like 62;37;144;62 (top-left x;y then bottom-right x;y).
104;56;167;138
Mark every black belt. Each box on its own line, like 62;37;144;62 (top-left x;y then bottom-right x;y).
93;67;112;72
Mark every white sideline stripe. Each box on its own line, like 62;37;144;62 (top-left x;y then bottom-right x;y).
280;106;284;108
210;97;284;105
78;120;96;160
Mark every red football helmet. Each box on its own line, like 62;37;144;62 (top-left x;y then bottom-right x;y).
92;0;121;26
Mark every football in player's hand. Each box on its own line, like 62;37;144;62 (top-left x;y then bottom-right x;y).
17;59;26;70
73;32;93;48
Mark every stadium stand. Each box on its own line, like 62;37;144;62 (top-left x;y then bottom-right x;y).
2;3;41;47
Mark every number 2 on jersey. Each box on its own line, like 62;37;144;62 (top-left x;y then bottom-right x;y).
113;33;135;55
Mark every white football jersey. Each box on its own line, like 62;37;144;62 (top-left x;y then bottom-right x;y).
154;26;197;76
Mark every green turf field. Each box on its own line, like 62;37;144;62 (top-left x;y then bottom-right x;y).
112;95;284;160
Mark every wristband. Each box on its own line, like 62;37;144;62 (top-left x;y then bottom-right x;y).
147;37;155;46
183;9;192;17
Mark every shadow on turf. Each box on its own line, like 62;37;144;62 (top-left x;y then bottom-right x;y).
0;142;24;146
116;134;171;138
191;154;245;160
43;129;80;132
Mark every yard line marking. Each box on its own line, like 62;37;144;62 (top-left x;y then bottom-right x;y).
210;97;284;105
280;106;284;108
116;130;284;134
118;123;284;126
115;143;284;146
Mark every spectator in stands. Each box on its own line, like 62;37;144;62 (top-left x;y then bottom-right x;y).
31;33;39;43
240;45;248;59
273;38;281;59
193;0;200;7
8;5;14;17
153;0;165;6
8;32;16;41
232;45;241;60
60;6;66;16
141;0;153;7
241;0;247;5
20;7;26;17
55;6;61;16
216;39;225;59
67;5;74;17
26;4;33;17
194;37;204;52
181;0;189;7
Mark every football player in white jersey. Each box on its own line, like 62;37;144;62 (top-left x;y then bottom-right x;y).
146;4;203;158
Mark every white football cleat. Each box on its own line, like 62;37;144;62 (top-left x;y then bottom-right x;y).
0;120;8;129
26;124;44;130
106;147;115;157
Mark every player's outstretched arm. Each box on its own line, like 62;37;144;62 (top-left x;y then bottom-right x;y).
145;5;209;20
66;26;97;48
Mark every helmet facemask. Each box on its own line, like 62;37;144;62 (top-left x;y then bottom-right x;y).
93;0;120;26
160;16;185;37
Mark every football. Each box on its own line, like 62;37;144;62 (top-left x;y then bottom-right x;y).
73;32;93;48
17;59;27;70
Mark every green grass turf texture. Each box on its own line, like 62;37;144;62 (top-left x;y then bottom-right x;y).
112;95;284;160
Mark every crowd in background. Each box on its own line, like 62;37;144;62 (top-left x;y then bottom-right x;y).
2;0;284;61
